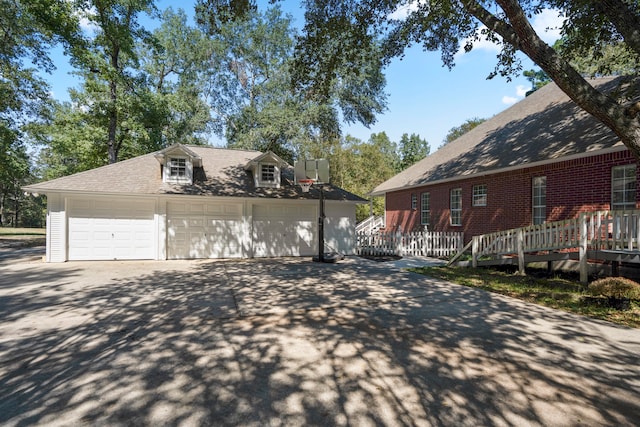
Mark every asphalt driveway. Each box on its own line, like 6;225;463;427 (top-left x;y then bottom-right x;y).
1;252;639;426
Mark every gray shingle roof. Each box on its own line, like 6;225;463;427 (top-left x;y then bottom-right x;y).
24;146;366;203
371;76;636;196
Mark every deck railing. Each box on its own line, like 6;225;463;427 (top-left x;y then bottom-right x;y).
355;215;385;234
471;209;640;282
357;231;464;258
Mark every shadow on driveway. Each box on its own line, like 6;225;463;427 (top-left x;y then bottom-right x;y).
1;257;639;426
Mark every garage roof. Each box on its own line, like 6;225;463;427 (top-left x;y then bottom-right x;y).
24;146;367;203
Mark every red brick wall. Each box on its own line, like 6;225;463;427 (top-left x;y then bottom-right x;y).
384;150;639;241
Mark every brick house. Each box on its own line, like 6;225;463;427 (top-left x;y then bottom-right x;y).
371;76;640;242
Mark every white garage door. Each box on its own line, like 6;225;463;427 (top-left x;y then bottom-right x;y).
252;203;316;257
68;198;156;261
167;201;243;259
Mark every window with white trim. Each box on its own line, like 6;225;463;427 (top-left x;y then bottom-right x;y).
532;176;546;225
450;188;462;226
261;164;276;183
473;184;487;206
421;192;430;226
612;164;636;210
411;193;417;210
169;157;187;178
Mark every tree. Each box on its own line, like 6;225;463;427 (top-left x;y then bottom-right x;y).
554;39;639;77
523;69;551;95
0;0;81;226
194;5;354;162
136;8;213;148
329;133;398;221
442;117;487;146
294;0;640;160
398;133;430;170
72;0;156;164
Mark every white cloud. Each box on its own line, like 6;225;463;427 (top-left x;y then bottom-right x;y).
389;0;428;21
516;85;528;97
457;8;565;58
531;9;564;45
502;95;519;105
502;84;530;105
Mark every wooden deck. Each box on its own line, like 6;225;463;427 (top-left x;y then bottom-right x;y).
453;210;640;283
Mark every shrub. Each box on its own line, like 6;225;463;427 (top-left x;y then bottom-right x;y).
588;277;640;300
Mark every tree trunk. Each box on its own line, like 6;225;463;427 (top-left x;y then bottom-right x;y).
107;79;118;164
465;0;640;160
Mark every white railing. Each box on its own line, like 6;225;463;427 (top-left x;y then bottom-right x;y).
357;231;464;258
356;215;385;234
471;209;640;282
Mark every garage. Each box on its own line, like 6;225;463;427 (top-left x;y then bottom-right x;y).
252;203;316;257
67;198;156;261
167;201;244;259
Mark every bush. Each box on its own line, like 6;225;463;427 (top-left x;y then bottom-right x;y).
588;277;640;300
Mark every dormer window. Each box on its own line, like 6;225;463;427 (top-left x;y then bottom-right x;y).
155;143;201;185
169;158;187;178
261;164;276;183
245;151;287;189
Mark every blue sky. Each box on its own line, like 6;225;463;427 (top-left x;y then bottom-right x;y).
44;0;564;149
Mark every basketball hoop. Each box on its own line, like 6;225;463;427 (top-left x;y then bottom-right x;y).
298;179;314;193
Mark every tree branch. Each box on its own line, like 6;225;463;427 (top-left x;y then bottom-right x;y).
462;0;639;157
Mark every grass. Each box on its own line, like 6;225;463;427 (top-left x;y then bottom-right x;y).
0;228;45;248
0;227;45;236
409;265;640;328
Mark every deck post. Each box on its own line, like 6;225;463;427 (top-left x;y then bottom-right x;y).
579;213;588;284
517;228;525;275
472;236;478;268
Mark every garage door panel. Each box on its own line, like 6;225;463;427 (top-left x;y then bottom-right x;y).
252;204;316;257
167;201;243;259
68;198;155;261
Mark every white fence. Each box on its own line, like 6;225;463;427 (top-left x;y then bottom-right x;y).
357;231;464;257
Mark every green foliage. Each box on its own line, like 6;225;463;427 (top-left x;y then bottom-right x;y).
553;39;639;77
589;277;640;300
295;0;640;159
442;117;486;146
195;0;256;33
398;133;430;170
523;69;551;96
195;5;352;160
329;133;398;221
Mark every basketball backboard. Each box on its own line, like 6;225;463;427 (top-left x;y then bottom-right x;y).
294;159;329;184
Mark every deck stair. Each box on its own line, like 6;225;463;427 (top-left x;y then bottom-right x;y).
456;210;640;283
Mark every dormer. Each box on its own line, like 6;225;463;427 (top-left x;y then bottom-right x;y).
154;143;202;184
245;151;288;189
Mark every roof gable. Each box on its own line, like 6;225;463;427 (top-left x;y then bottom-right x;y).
154;143;202;167
372;76;636;195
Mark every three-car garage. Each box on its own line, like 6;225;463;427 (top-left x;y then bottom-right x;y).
53;195;351;262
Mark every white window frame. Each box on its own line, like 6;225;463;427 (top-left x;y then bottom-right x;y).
257;163;280;188
450;188;462;226
421;192;430;226
164;156;192;184
411;193;417;210
532;176;546;225
612;164;636;210
473;184;487;206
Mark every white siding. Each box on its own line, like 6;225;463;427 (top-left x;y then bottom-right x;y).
325;201;357;255
46;193;67;262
